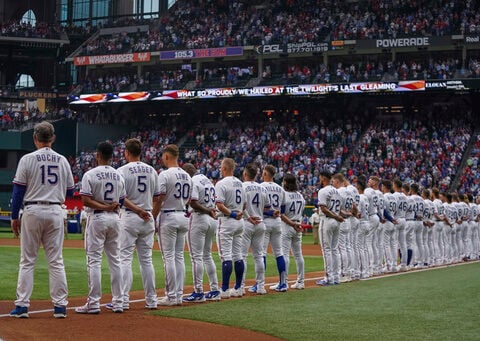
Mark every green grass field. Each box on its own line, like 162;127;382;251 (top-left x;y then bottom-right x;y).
156;263;480;340
0;244;322;300
2;233;479;340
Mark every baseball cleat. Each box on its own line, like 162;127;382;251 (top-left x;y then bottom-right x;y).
316;279;332;286
256;286;267;295
220;290;231;299
290;281;304;290
105;303;129;311
145;304;158;310
269;283;279;290
229;288;243;297
183;292;206;303
9;306;28;318
157;296;178;306
248;283;258;293
205;290;221;301
275;283;288;292
75;304;100;314
53;305;67;318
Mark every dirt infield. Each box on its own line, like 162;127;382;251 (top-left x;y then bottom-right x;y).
0;238;323;341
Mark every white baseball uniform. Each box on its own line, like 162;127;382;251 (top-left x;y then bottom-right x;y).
215;175;245;292
281;190;306;285
157;167;192;303
261;180;287;285
80;165;126;311
318;184;342;284
186;173;219;294
411;193;425;266
347;184;361;279
393;191;408;268
432;198;446;265
117;161;160;308
364;187;380;275
357;193;370;278
13;147;74;309
422;198;435;265
382;192;397;272
241;181;270;292
443;202;457;263
337;186;353;279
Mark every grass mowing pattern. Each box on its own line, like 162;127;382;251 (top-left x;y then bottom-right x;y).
155;263;480;340
0;245;322;300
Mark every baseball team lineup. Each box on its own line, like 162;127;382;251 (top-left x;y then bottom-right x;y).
8;121;480;318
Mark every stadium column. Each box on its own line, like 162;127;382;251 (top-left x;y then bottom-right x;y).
258;56;263;80
196;61;201;81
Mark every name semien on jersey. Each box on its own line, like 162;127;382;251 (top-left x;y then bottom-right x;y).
95;172;121;181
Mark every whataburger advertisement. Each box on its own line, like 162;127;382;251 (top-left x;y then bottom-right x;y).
74;53;151;66
69;80;425;104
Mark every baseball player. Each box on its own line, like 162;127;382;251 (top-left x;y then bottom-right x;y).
112;138;160;310
355;179;370;279
409;183;425;268
9;121;74;319
346;179;361;280
260;165;289;291
337;178;355;282
215;158;246;299
431;188;446;265
75;141;126;314
280;173;306;289
310;208;321;245
372;176;385;275
380;180;398;273
317;172;344;286
393;179;408;271
153;144;192;306
241;163;274;295
363;176;380;276
421;189;435;266
443;192;456;263
182;163;221;302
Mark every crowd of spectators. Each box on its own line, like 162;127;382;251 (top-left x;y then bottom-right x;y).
70;121;181;187
66;108;480;204
348;116;472;192
78;68;194;93
76;0;480;56
0;21;62;39
458;133;480;197
0;106;73;131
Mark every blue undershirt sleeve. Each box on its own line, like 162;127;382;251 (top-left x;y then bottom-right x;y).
11;184;26;219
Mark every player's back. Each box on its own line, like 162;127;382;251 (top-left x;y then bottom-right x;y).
243;181;269;218
283;191;305;221
260;181;285;211
159;167;192;211
81;165;125;204
117;161;159;210
15;147;73;203
215;175;244;212
191;173;216;209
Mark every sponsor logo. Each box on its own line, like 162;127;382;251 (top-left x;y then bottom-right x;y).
376;37;429;48
255;44;283;54
466;36;480;43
